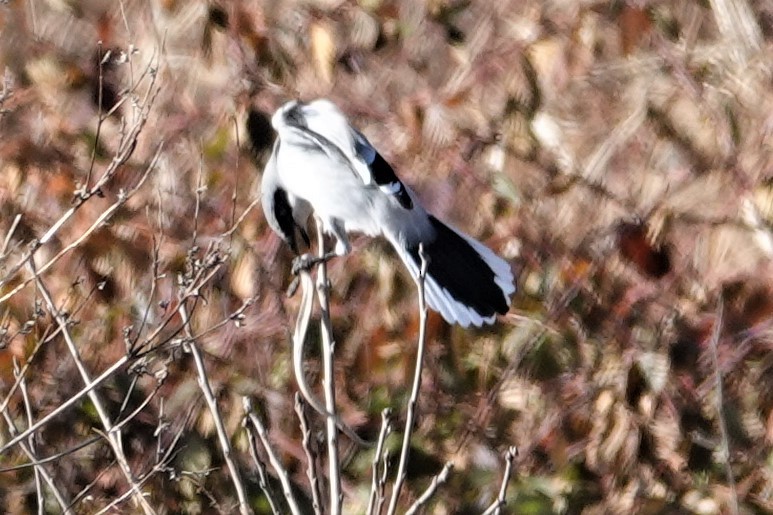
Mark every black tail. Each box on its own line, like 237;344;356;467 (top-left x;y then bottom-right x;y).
393;216;515;327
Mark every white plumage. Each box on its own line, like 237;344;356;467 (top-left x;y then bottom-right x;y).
261;99;515;327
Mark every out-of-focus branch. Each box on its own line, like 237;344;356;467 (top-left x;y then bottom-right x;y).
0;142;164;306
30;263;155;515
0;361;72;513
17;358;44;514
708;0;761;60
244;412;282;515
244;420;282;515
707;296;739;515
0;357;129;455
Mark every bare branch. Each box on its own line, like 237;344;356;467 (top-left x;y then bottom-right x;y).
0;356;129;456
245;414;283;515
481;447;517;515
386;244;430;515
243;397;303;515
0;361;72;513
0;143;164;306
30;262;155;515
179;303;252;515
313;219;341;515
295;394;324;515
367;409;392;515
405;462;453;515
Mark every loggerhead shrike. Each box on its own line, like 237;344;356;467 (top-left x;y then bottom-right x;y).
261;99;515;327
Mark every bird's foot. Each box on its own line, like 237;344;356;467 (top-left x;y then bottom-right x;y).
291;252;336;276
286;252;337;297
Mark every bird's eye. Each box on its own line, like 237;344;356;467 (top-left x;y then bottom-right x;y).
285;103;307;128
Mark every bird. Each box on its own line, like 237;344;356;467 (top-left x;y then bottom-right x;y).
261;98;515;327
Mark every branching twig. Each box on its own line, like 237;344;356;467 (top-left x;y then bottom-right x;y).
0;142;164;306
30;263;155;515
0;362;72;513
295;394;324;515
179;303;252;515
243;397;303;515
0;47;160;301
245;414;282;515
367;409;392;515
386;244;429;515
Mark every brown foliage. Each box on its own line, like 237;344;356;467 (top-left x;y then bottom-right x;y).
0;0;771;513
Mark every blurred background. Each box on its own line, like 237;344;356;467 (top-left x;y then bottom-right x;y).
0;0;772;513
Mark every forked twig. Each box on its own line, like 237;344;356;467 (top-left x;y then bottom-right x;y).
367;409;392;515
0;53;161;304
0;362;72;513
178;304;252;515
295;394;324;515
30;263;154;515
243;398;303;515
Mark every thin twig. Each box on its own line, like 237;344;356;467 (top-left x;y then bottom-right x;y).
0;361;72;513
405;462;453;515
243;397;303;515
295;394;324;515
707;296;739;515
176;152;252;515
17;358;44;514
314;220;341;515
0;49;160;301
179;303;252;515
0;436;101;474
86;41;107;189
481;447;517;515
0;143;163;306
0;356;129;455
245;413;283;515
386;244;430;515
377;451;390;515
30;263;155;515
0;213;22;259
367;409;392;515
91;425;187;515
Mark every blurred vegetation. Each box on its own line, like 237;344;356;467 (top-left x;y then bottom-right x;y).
0;0;772;513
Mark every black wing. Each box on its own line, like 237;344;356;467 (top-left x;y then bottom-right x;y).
353;130;413;209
